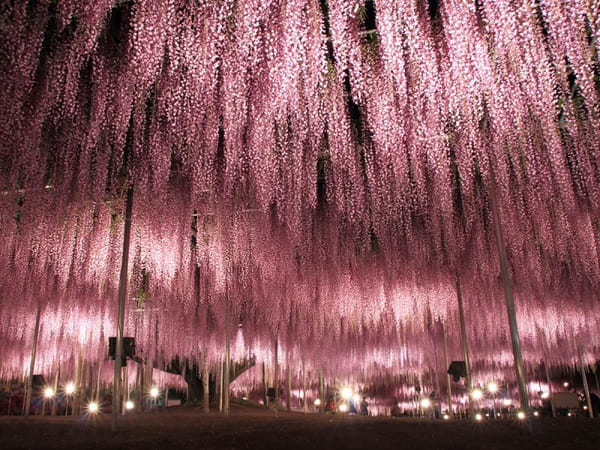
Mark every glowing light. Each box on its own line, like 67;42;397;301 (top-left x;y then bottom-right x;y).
443;414;450;420
541;392;549;399
471;389;483;400
65;382;75;395
533;411;539;417
583;405;588;410
567;412;572;417
420;398;431;408
503;398;512;406
88;402;99;414
475;413;483;421
339;403;348;413
563;382;569;388
517;411;526;420
150;387;159;398
341;387;352;400
125;400;134;410
352;394;361;403
487;382;498;393
43;387;54;399
314;398;321;406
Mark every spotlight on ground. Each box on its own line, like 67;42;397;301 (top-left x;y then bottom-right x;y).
43;387;55;399
471;389;483;400
341;387;352;401
88;402;99;414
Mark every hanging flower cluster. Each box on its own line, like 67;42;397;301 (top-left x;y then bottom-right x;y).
0;0;599;386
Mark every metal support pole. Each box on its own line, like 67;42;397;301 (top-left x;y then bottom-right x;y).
433;342;441;416
456;276;473;417
262;362;269;408
489;185;529;410
223;350;230;415
96;362;102;402
122;365;128;414
273;337;279;406
112;186;133;431
218;359;223;412
203;349;210;413
543;361;556;418
442;322;453;416
24;303;42;417
318;369;324;413
302;361;308;413
51;365;60;416
286;362;292;411
578;347;594;418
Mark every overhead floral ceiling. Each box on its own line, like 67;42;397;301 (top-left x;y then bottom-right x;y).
0;0;599;383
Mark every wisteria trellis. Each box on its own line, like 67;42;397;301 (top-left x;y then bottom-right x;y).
0;0;599;388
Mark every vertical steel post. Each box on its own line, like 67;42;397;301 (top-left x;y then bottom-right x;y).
203;349;210;413
24;303;41;417
112;186;133;431
442;321;453;416
578;347;594;418
489;184;529;410
456;276;473;416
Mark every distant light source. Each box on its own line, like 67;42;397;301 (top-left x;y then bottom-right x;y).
341;387;352;400
125;400;134;410
517;411;526;420
567;412;572;417
487;382;498;394
339;403;348;413
314;398;321;406
471;389;483;400
502;398;511;406
352;394;361;403
43;387;55;399
583;405;588;410
88;402;99;414
420;398;431;408
533;411;539;417
65;382;75;395
475;413;483;421
150;387;159;398
563;382;569;388
541;392;549;399
443;414;450;420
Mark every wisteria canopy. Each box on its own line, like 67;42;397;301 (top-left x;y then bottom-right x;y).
0;0;599;391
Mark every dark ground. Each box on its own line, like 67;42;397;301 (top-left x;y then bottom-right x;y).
1;403;598;450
